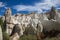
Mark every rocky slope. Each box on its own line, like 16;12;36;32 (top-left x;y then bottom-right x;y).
1;7;60;37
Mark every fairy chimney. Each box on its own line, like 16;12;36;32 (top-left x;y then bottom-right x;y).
4;8;12;17
4;8;12;23
48;6;56;20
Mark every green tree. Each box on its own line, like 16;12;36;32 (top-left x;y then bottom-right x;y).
0;18;9;40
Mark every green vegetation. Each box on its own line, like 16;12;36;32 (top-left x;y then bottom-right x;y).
3;32;9;40
19;34;58;40
19;34;37;40
0;18;9;40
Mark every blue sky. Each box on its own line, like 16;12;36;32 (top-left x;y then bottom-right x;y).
0;0;60;15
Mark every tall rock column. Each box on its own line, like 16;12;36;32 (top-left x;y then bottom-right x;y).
4;8;12;34
4;8;12;23
48;6;56;20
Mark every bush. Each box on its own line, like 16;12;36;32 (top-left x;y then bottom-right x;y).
19;34;58;40
19;34;37;40
3;32;9;40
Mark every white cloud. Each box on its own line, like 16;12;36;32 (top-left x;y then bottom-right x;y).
13;0;60;13
14;5;37;11
0;2;6;7
44;0;60;6
13;5;43;13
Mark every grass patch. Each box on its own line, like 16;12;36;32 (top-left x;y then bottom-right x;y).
19;34;37;40
3;32;9;40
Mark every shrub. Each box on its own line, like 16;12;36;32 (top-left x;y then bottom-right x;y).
0;18;9;40
19;34;37;40
3;32;9;40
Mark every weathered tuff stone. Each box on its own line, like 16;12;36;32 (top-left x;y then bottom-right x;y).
1;7;60;40
9;24;22;40
0;26;3;40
